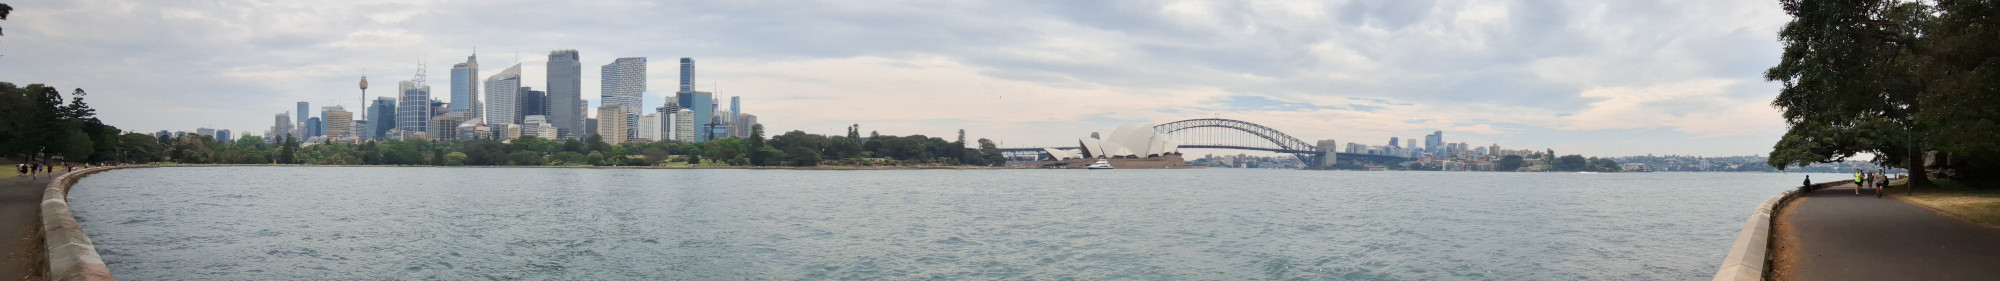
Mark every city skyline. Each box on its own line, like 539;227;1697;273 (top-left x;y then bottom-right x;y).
0;0;1793;156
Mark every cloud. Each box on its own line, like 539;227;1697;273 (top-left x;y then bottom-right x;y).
0;0;1797;156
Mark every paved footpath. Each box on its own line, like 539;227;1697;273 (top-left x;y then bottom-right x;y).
1777;183;2000;280
0;172;56;281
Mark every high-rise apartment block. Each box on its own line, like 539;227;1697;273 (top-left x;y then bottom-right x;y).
449;54;481;121
673;108;695;142
485;63;523;126
596;105;628;144
547;50;584;139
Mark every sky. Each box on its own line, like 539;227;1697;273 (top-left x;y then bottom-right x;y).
0;0;1795;157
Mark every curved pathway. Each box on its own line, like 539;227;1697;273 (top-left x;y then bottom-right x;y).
1775;183;2000;280
0;172;58;281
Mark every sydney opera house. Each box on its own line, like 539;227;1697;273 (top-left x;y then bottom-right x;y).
1038;123;1190;169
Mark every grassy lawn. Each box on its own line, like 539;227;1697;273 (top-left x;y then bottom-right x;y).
1891;179;2000;228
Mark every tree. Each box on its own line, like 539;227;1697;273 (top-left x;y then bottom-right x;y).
1495;155;1525;172
746;124;770;166
1553;155;1588;171
1763;0;2000;186
977;138;1004;166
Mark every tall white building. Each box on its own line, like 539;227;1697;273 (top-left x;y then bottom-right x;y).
636;113;661;143
601;57;646;140
484;63;523;126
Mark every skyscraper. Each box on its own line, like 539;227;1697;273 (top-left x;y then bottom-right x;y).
518;87;545;122
547;50;584;139
1389;137;1400;148
484;63;523;126
601;57;647;140
324;106;352;141
738;113;758;137
679;57;695;92
370;97;397;140
729;96;741;137
449;54;481;121
297;101;310;131
675;91;714;141
216;129;231;143
397;80;432;138
305;117;323;139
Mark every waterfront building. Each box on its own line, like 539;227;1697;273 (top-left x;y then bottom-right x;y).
737;113;758;136
636;113;661;143
596;105;628;144
601;57;646;140
518;87;546;124
673;108;695;141
396;80;432;138
324;106;353;141
485;63;523;126
449;54;481;121
679;57;695;92
675;91;715;141
547;50;584;139
369;97;397;140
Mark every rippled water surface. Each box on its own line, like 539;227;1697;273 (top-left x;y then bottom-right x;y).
69;167;1836;280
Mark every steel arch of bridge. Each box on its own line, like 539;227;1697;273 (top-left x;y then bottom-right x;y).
1152;118;1321;161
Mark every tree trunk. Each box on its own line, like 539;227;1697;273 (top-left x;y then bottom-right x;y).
1908;146;1931;188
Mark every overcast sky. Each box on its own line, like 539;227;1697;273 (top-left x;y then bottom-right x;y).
0;0;1792;157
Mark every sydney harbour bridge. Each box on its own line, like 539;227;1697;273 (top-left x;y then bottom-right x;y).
999;118;1413;168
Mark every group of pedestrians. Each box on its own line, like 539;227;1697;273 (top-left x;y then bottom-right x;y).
14;162;79;180
1853;168;1898;198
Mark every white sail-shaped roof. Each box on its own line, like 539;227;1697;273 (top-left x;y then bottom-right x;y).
1078;138;1105;158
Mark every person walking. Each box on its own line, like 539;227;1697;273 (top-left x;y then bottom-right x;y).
14;164;24;178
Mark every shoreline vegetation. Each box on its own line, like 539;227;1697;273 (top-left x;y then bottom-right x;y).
96;124;1014;169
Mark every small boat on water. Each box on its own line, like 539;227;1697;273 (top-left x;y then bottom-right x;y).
1086;160;1114;170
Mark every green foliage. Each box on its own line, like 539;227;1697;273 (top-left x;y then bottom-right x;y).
1766;0;2000;185
1495;155;1525;172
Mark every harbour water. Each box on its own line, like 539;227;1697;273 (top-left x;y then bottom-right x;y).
69;167;1835;280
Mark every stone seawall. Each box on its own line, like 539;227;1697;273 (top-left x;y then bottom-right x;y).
1710;180;1843;281
42;166;144;281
